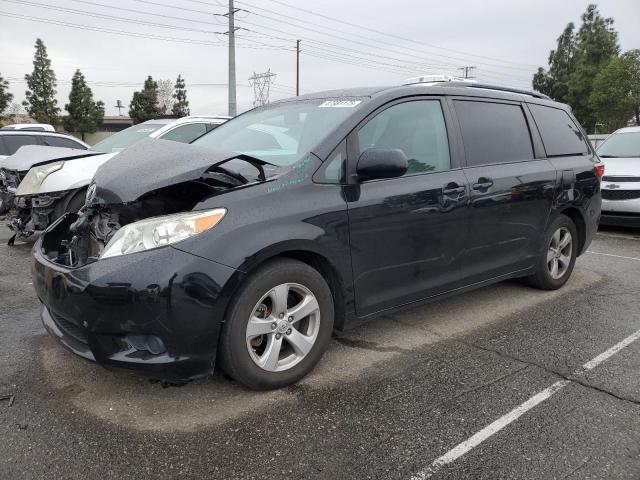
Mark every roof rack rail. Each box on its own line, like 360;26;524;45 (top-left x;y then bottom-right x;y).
438;81;550;100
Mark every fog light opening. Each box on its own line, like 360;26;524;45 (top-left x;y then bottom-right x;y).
125;335;167;355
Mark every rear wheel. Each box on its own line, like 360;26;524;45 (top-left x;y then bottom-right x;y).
218;258;334;390
526;214;577;290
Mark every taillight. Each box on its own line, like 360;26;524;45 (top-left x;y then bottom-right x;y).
594;164;605;179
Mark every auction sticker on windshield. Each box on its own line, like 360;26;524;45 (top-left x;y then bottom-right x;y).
318;100;362;108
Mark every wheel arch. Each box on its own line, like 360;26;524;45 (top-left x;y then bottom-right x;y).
222;241;352;332
558;206;587;256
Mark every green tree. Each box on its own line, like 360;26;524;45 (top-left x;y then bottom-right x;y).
63;69;105;140
533;23;576;103
129;76;161;124
0;73;14;116
590;50;640;132
23;38;60;125
171;74;190;117
567;4;620;132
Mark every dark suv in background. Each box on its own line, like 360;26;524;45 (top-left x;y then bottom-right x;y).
32;80;602;390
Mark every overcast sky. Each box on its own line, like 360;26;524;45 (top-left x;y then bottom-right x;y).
1;0;639;117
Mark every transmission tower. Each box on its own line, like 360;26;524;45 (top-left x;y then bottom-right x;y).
458;66;477;79
248;70;276;107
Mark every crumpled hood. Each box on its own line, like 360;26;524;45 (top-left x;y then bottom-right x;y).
1;145;101;171
91;137;257;204
600;157;640;177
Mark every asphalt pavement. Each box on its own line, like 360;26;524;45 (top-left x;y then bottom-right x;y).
1;224;639;479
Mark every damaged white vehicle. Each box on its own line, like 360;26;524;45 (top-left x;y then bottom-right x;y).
3;116;228;244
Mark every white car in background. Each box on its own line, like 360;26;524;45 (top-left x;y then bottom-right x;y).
0;123;56;132
4;115;229;243
597;126;640;228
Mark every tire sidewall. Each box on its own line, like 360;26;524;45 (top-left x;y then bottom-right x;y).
220;259;334;390
538;214;578;289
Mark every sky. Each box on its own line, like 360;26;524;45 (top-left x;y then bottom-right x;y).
0;0;639;117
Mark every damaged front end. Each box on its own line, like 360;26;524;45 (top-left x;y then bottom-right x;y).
41;140;275;268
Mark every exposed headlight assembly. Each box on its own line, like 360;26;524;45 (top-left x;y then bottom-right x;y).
100;208;226;259
16;161;64;196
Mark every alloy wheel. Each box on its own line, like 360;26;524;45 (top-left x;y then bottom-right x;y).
547;226;572;280
246;283;321;372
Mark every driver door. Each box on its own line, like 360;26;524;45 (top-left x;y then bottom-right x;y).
345;98;469;317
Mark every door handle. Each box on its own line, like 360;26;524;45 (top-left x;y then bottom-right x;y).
472;178;494;190
442;183;465;195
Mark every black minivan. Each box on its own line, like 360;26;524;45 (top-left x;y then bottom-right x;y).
31;81;602;389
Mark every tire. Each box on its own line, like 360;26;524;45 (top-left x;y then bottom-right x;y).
218;258;334;390
526;214;578;290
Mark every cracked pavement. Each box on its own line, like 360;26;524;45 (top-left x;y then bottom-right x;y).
1;224;639;479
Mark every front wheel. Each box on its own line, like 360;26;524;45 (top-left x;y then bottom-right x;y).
218;258;334;390
526;214;577;290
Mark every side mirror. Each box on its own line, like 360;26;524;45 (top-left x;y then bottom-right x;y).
356;148;408;181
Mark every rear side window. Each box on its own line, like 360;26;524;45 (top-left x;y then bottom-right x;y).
41;136;86;149
528;104;588;156
0;138;7;156
2;135;38;155
160;123;208;143
357;100;451;176
454;100;533;166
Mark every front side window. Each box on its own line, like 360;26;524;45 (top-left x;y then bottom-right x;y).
597;131;640;158
193;98;364;167
3;135;38;155
529;104;589;157
91;123;164;153
454;100;534;167
357;100;451;176
160;123;208;143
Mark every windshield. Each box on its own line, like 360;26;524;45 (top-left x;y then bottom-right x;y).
192;98;365;166
597;132;640;158
91;123;164;153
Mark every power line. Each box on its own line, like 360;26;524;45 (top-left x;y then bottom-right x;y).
1;0;225;35
0;11;289;50
261;0;538;68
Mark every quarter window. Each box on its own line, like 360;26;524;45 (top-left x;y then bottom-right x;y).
528;104;589;156
357;100;451;176
454;100;534;166
41;136;86;149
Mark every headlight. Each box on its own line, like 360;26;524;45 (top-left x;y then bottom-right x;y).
100;208;226;259
16;161;64;196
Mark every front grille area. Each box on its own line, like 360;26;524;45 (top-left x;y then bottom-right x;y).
51;312;88;344
602;189;640;201
1;169;25;189
603;176;640;183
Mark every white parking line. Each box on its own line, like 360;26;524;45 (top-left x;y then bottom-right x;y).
410;328;640;479
586;251;640;262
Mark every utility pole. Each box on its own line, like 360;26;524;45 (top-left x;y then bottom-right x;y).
225;0;237;117
296;40;301;96
458;66;476;79
249;70;276;107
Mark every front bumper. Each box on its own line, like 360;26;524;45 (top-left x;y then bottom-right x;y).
600;211;640;228
32;235;240;380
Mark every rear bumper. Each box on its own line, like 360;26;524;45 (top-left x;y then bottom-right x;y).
32;234;240;380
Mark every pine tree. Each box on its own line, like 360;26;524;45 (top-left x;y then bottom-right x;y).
533;23;576;103
23;38;60;125
171;74;190;117
0;73;13;116
567;4;620;132
63;69;105;141
129;76;161;124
